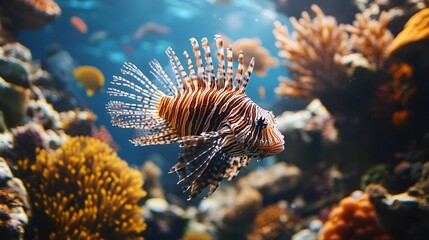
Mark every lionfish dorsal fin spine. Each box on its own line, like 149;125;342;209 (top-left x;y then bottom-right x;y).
149;59;178;96
215;35;226;88
201;38;216;88
190;38;206;85
233;51;244;91
165;48;185;91
225;45;234;90
240;57;254;91
183;50;198;89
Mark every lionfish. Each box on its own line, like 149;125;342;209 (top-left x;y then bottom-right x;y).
107;35;284;200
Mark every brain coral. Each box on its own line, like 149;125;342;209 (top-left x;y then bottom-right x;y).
19;136;146;240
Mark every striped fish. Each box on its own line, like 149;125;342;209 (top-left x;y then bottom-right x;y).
107;35;284;200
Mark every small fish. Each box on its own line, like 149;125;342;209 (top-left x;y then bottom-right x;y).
107;35;284;200
70;16;88;33
73;65;104;96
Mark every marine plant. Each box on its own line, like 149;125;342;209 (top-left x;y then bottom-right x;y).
18;136;146;240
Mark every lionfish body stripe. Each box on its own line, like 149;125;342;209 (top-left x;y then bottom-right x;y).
107;35;284;200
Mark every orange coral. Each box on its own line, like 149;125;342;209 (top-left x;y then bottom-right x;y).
386;8;429;57
247;200;299;240
273;4;349;98
346;11;394;70
18;136;146;239
319;191;391;240
231;38;278;77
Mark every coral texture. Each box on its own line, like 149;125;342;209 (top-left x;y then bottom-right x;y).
0;157;30;239
0;0;61;30
247;200;299;240
231;38;278;77
18;136;146;239
273;4;349;98
319;191;391;240
386;8;429;57
346;11;394;70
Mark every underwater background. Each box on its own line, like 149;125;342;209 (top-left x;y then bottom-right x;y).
1;0;429;239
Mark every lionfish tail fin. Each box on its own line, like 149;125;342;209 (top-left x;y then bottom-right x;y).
168;35;255;93
170;131;228;200
106;62;179;146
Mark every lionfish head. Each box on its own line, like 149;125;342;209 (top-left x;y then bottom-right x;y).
249;109;285;159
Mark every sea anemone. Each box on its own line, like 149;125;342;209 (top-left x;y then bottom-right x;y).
18;136;146;239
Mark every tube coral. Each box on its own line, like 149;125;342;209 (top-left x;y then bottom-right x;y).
18;136;146;239
273;4;349;98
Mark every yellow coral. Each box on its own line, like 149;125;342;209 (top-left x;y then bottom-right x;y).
19;136;146;239
386;8;429;57
273;4;349;98
319;191;391;240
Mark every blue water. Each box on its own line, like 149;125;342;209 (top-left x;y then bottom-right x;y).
17;0;290;170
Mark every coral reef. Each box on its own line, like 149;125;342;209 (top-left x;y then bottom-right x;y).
319;191;391;240
17;136;146;239
237;162;301;201
346;11;394;70
0;157;30;240
141;161;164;199
0;0;61;41
142;197;188;239
59;109;97;136
247;200;299;240
231;38;278;77
386;8;429;58
366;161;429;240
273;5;349;99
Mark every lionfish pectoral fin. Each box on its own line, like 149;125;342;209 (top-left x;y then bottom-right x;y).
170;131;228;200
224;155;251;181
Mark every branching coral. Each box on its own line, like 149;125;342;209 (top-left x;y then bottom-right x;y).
273;4;349;98
18;136;146;239
346;11;394;70
319;191;391;240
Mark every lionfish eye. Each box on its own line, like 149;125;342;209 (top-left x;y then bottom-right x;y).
256;116;267;129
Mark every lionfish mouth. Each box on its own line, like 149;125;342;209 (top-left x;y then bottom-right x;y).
258;142;285;158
